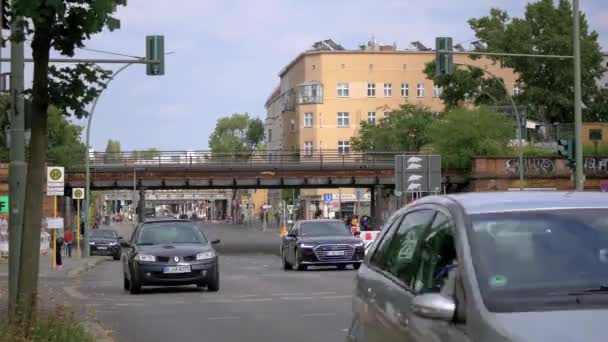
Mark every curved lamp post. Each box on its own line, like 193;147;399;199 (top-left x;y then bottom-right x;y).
84;63;134;257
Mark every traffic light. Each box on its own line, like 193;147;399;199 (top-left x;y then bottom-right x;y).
146;35;165;76
435;37;454;76
558;138;575;169
1;0;10;30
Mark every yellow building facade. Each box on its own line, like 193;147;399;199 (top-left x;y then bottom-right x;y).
265;41;518;219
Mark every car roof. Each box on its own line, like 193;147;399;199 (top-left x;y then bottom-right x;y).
143;217;192;224
414;191;608;215
297;219;343;224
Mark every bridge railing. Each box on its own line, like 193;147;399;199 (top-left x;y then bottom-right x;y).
85;150;409;169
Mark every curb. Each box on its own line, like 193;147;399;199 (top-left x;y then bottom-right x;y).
67;257;107;278
81;321;114;342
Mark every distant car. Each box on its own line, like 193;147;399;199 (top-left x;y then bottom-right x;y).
179;214;189;220
281;219;365;271
121;220;220;294
89;229;122;260
348;192;608;342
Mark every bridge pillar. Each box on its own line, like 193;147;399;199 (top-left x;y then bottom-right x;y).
137;188;146;222
373;185;392;228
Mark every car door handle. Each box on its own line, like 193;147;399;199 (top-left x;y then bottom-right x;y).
396;312;409;328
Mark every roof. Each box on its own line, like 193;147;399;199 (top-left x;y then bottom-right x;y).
278;49;435;77
264;85;280;108
424;192;608;215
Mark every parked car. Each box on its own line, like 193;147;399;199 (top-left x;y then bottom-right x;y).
347;192;608;342
89;229;122;260
281;219;365;271
121;219;220;294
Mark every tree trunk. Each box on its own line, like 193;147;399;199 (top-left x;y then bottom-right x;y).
16;19;52;324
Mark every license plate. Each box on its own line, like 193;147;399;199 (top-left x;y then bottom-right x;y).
163;265;191;274
97;247;107;250
327;250;345;256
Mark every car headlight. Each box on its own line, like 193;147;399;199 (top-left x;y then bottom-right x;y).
196;251;216;260
299;243;315;248
352;241;365;247
109;241;118;246
134;254;156;262
89;241;95;245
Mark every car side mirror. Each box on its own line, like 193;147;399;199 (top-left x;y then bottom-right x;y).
118;236;124;240
287;233;297;238
211;239;221;245
120;240;132;248
412;293;455;321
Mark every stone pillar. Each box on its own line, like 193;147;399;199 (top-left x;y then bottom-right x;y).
137;188;145;222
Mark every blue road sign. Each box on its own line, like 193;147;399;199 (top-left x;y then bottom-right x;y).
324;193;333;204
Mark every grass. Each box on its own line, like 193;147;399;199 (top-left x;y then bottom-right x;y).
0;306;95;342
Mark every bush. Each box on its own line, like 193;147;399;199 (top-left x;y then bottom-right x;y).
429;107;513;169
0;307;94;342
584;143;608;156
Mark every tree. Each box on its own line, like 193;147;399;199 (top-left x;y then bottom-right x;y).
467;0;605;122
104;139;122;163
351;104;436;152
429;107;513;169
140;148;160;160
584;88;608;122
208;113;265;155
14;0;123;323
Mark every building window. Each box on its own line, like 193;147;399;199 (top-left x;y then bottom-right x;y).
367;83;376;97
384;83;392;97
433;84;442;98
337;83;350;97
383;112;391;124
368;112;376;125
337;112;350;128
338;141;350;155
312;64;316;70
590;129;603;141
268;129;272;141
514;84;522;96
304;112;313;128
369;64;374;70
417;83;425;97
297;81;323;104
401;83;409;97
290;120;295;132
304;141;313;156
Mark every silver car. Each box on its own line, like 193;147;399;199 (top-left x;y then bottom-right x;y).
348;192;608;342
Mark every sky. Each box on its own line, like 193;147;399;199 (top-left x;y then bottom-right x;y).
16;0;608;151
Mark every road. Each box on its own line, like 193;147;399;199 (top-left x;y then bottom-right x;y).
73;222;356;342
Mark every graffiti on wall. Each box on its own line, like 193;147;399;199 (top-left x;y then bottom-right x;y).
584;158;608;175
505;158;556;176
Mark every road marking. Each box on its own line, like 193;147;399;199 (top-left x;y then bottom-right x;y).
207;316;241;320
233;294;258;298
280;296;314;301
239;298;273;303
320;295;352;300
311;291;337;295
301;313;337;317
271;293;307;296
115;303;144;307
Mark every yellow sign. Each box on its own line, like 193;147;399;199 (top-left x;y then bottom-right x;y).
72;188;85;200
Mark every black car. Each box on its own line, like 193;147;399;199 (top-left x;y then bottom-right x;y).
89;229;122;260
121;220;220;294
281;219;365;271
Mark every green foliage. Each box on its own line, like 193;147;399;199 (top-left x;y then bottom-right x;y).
467;0;605;122
103;139;121;163
429;107;513;168
423;61;508;109
209;113;265;155
0;306;94;342
584;88;608;122
583;143;608;156
351;104;436;152
130;148;160;160
46;107;86;168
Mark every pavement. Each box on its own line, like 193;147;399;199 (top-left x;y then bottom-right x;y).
68;222;356;342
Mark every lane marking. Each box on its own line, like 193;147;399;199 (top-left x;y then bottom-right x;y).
280;296;314;301
271;293;307;296
239;298;273;303
115;303;144;307
311;291;337;295
320;295;352;300
207;316;241;320
233;294;258;298
301;313;338;317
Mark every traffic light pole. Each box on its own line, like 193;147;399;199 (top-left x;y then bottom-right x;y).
573;0;584;191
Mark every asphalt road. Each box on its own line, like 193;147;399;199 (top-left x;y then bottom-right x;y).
72;222;357;342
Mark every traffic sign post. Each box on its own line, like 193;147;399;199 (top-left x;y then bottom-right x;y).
72;188;85;258
47;166;64;269
395;155;442;204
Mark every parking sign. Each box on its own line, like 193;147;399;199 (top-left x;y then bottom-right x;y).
323;193;333;204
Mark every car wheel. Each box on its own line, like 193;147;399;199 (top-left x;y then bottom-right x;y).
337;264;347;270
207;269;220;292
353;263;361;270
128;271;141;294
123;274;130;291
294;249;307;271
282;249;293;270
113;253;121;261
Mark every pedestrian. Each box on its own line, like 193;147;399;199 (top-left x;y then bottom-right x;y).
55;234;64;270
274;212;280;227
64;229;74;257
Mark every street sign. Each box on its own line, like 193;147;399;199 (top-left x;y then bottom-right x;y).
395;155;442;194
46;217;64;229
0;196;8;214
355;189;365;201
47;166;65;196
287;205;294;214
323;193;333;204
72;188;85;200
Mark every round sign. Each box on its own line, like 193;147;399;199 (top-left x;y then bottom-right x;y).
74;189;83;198
49;168;62;181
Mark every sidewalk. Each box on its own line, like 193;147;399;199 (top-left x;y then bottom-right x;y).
0;254;108;279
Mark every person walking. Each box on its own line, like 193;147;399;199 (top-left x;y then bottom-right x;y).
64;229;74;257
55;234;64;270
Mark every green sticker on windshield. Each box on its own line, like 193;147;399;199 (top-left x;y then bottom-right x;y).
489;275;508;287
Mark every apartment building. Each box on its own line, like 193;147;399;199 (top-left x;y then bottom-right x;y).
264;38;517;219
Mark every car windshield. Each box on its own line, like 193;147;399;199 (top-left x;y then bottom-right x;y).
135;223;207;245
91;230;116;239
468;209;608;312
300;221;350;236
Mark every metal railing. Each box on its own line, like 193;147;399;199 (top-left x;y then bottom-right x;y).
82;149;407;169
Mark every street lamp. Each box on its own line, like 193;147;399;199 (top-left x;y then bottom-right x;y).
572;0;584;191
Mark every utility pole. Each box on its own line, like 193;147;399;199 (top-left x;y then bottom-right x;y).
573;0;584;191
7;0;26;318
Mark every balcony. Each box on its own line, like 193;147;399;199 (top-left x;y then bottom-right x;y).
296;81;323;105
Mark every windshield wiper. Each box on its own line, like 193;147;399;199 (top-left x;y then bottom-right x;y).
564;285;608;296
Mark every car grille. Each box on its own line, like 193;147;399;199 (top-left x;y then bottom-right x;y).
153;271;200;280
156;256;170;262
313;244;355;262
